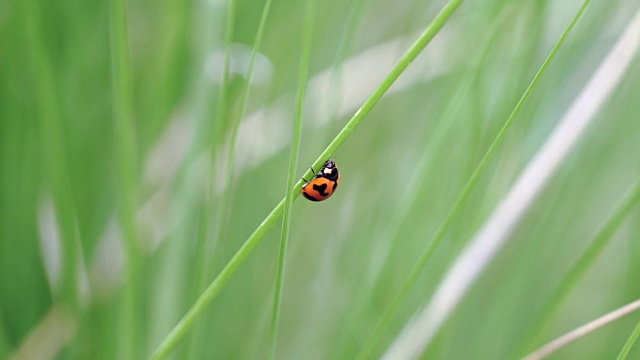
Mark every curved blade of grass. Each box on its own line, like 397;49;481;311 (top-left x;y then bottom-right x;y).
384;4;640;359
209;0;275;270
355;1;591;358
207;0;235;260
109;0;141;357
521;299;640;360
148;0;464;358
324;0;370;125
517;178;640;356
193;0;234;319
617;318;640;360
350;7;512;356
184;0;236;356
187;0;274;356
269;2;314;358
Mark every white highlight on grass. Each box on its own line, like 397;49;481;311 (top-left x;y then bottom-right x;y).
522;298;640;360
8;306;77;360
38;198;62;290
383;7;640;360
88;218;125;301
206;43;274;85
37;197;90;305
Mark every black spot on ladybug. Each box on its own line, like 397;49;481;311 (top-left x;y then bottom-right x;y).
303;192;321;202
313;183;329;196
332;182;338;191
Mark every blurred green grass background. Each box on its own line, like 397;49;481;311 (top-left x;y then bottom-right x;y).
1;0;640;359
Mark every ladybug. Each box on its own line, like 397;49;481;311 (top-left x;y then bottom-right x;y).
301;160;340;202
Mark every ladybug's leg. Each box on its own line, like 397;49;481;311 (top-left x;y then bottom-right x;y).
301;167;315;182
301;166;317;183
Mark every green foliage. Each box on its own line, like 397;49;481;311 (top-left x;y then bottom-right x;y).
1;0;639;359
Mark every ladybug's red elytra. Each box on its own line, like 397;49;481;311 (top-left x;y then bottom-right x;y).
301;160;340;202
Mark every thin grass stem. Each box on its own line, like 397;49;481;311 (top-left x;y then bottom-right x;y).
208;0;236;260
148;1;464;357
616;318;640;360
355;1;591;358
521;299;640;360
269;2;314;358
185;1;235;355
383;4;640;358
517;178;640;356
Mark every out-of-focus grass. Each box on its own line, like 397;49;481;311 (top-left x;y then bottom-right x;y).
270;1;313;357
1;0;640;359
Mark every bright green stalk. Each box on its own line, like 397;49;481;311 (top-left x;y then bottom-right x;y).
148;1;464;358
109;0;140;357
208;0;235;256
617;318;640;360
269;2;314;358
188;0;274;356
184;0;234;356
188;0;231;295
192;0;234;305
211;0;274;266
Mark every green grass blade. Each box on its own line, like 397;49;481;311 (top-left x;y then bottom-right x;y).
187;0;274;356
269;2;314;357
109;0;141;357
211;0;275;268
190;0;234;315
517;178;640;356
187;0;231;301
355;1;592;357
522;299;640;360
617;318;640;360
148;1;464;357
149;200;285;360
208;0;235;256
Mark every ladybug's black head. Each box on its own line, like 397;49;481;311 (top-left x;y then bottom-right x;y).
321;160;339;181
